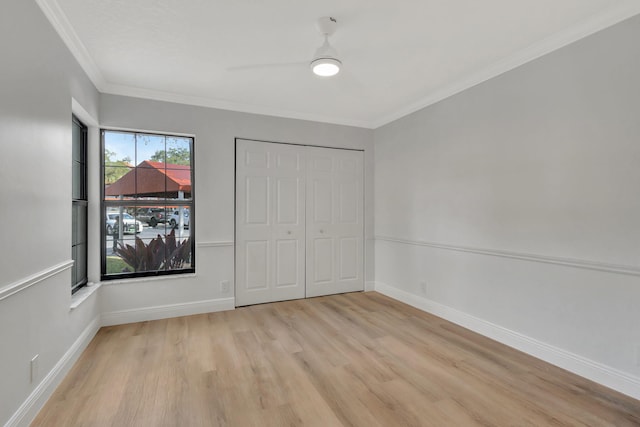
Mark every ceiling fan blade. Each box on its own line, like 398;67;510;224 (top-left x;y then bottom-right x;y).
227;61;307;72
335;68;367;96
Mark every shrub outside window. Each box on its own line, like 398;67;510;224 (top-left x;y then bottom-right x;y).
101;130;195;279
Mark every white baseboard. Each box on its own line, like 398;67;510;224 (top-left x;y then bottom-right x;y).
101;297;235;326
375;282;640;401
5;316;101;427
365;281;376;292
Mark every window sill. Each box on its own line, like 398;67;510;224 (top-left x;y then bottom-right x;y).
101;273;197;286
70;282;101;311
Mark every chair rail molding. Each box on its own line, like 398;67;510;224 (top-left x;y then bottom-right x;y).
0;260;74;301
196;240;234;248
375;235;640;277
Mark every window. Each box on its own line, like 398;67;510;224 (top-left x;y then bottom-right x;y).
72;116;88;293
101;130;195;279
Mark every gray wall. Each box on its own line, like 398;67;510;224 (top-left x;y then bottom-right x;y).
375;14;640;383
98;95;375;317
0;0;101;425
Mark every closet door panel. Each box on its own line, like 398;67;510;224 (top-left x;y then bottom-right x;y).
236;140;305;306
306;146;364;297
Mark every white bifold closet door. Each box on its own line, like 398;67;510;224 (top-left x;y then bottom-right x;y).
235;139;363;307
235;140;306;306
305;146;364;298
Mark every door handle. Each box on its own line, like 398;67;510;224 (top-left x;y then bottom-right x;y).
287;230;292;235
320;229;324;234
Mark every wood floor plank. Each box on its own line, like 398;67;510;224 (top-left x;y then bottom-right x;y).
32;292;640;426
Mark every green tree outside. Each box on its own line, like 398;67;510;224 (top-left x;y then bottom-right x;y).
104;148;131;184
150;146;191;166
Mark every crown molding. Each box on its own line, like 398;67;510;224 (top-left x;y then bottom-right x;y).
101;82;375;129
36;0;107;91
37;0;640;130
371;2;640;128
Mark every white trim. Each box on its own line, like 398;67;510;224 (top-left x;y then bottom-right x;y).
101;83;374;129
375;282;640;400
371;3;640;128
0;261;74;302
100;273;197;286
100;125;196;138
101;297;235;326
376;235;640;277
196;241;234;248
365;281;376;292
4;316;101;427
35;0;107;91
71;98;98;127
70;282;101;310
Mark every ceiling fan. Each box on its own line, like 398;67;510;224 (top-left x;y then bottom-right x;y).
228;16;343;78
309;16;342;76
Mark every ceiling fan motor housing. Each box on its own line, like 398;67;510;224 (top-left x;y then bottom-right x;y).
316;16;338;36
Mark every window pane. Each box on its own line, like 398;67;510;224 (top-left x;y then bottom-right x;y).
76;242;87;283
136;134;165;167
71;245;77;286
72;161;82;199
168;205;191;230
74;204;87;243
72;203;78;245
165;166;192;201
166;137;191;167
104;131;135;168
104;166;135;199
165;232;192;271
135;206;169;228
73;203;87;245
105;207;144;237
106;252;134;275
72;122;82;163
135;166;167;199
106;206;192;275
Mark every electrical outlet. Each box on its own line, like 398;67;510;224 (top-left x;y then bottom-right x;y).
30;354;39;383
419;281;427;295
220;280;230;293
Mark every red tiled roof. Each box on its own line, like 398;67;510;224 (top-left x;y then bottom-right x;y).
105;160;192;197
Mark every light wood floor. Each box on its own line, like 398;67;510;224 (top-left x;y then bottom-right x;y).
33;292;639;426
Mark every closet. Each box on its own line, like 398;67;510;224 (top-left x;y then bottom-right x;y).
235;139;364;306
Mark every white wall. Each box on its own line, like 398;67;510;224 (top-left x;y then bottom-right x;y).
374;14;640;396
0;0;101;425
98;95;375;319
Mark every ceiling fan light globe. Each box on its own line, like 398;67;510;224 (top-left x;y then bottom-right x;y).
311;58;341;77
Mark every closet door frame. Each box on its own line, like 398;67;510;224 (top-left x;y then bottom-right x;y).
234;138;365;307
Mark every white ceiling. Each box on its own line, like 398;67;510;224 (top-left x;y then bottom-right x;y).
39;0;640;128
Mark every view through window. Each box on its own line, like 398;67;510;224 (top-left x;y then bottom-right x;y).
101;130;195;279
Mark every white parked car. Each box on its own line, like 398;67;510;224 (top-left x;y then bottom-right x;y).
106;212;143;235
169;209;190;228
